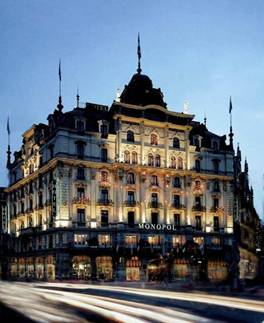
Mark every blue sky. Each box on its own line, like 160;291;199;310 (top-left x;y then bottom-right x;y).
0;0;263;217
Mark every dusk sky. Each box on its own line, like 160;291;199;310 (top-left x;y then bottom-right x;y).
0;0;263;217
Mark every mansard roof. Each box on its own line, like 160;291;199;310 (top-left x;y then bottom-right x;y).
119;73;167;108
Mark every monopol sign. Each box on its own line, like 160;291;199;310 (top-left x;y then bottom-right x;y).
138;223;179;231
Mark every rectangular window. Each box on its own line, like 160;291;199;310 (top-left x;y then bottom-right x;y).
151;212;158;225
101;148;108;162
173;195;180;207
76;142;85;159
195;216;202;230
77;187;85;199
128;211;135;227
125;235;138;245
213;198;219;209
127;191;135;204
101;210;109;227
100;189;109;203
174;214;180;227
98;234;111;245
213;216;219;231
77;209;86;227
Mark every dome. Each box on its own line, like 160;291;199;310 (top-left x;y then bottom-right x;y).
119;73;167;108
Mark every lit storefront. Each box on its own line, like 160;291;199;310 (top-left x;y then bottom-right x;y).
46;255;55;280
173;259;189;279
36;257;45;280
126;256;141;281
72;255;91;279
96;256;112;280
207;260;228;282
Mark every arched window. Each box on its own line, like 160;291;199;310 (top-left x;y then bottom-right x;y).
173;177;181;188
195;180;201;189
124;151;130;164
127;130;134;142
173;137;180;148
101;171;108;182
171;156;176;169
100;124;108;138
178;157;183;170
148;154;154;167
127;172;135;184
195;159;200;172
155;154;161;167
132;152;138;164
151;134;158;145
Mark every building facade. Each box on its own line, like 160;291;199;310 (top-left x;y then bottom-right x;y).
4;56;241;283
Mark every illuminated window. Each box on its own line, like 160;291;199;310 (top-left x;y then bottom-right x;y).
127;130;134;142
148;154;154;166
171;156;176;168
151;134;158;145
101;170;108;182
155;154;161;167
193;236;204;245
127;172;135;184
125;235;138;245
132;151;138;164
147;235;161;245
124;151;130;163
178;157;183;170
98;234;111;245
173;137;180;148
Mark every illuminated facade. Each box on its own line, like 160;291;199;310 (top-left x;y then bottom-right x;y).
5;53;239;283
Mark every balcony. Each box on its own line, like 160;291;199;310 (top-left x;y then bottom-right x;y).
97;199;113;206
124;200;139;207
192;205;206;212
99;180;111;187
148;202;163;209
72;197;90;205
171;204;185;210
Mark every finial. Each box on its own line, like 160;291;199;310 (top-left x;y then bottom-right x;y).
204;109;207;126
76;85;80;108
6;117;11;168
57;59;63;112
245;157;248;173
137;33;142;74
115;88;121;102
183;101;189;114
229;96;233;149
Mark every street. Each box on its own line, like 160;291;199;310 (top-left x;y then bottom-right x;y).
0;282;264;322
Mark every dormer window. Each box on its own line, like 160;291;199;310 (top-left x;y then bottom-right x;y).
173;137;180;148
127;130;134;142
76;120;85;134
100;124;108;139
212;140;219;152
76;141;85;159
151;134;158;145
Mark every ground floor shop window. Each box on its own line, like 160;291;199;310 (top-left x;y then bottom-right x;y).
126;257;141;281
72;255;91;280
46;255;55;280
96;256;112;280
26;257;34;278
18;258;25;278
207;261;228;282
10;258;18;278
173;259;189;279
36;257;45;280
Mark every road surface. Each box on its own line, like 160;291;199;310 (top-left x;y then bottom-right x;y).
0;282;264;322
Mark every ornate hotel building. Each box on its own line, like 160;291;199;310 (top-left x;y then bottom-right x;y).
5;51;240;283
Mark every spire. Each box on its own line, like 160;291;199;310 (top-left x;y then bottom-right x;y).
237;143;241;160
137;33;142;74
57;59;63;112
6;117;11;168
229;96;234;149
244;158;248;174
204;109;207;127
76;85;80;108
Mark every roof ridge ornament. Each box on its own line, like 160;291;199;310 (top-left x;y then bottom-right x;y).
137;33;142;74
57;59;63;112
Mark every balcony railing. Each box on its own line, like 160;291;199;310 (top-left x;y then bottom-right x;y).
97;199;113;206
72;197;90;205
192;205;206;212
171;203;185;209
148;202;163;209
124;200;139;207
